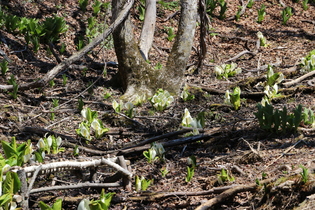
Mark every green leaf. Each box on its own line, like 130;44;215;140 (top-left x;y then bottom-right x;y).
38;201;53;210
0;193;12;206
3;171;21;194
1;141;18;159
52;198;63;210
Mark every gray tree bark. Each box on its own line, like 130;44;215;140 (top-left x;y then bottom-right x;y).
139;0;156;60
112;0;197;102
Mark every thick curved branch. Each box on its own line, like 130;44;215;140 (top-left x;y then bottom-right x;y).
0;0;134;91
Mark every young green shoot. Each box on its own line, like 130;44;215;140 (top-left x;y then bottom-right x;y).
218;0;228;20
217;168;235;185
160;167;169;177
0;60;8;76
78;189;115;210
282;7;293;25
182;108;203;135
224;87;241;110
300;165;309;183
257;31;268;47
78;97;84;111
180;86;195;102
302;0;309;10
135;175;153;192
235;6;242;21
79;0;88;12
257;4;266;23
50;98;59;121
164;26;176;42
39;198;63;210
7;75;18;99
62;74;68;86
247;0;254;8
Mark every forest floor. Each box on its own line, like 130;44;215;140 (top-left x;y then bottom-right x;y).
0;0;315;209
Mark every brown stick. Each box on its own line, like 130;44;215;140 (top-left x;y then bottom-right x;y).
195;178;275;210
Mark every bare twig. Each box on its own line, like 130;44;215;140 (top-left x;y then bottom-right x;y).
195;177;276;210
283;70;315;87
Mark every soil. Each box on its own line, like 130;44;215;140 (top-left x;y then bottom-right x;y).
0;0;315;209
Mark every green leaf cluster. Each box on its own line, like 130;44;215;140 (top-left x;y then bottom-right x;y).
214;63;242;79
1;137;33;166
39;198;62;210
300;49;315;71
0;8;68;52
254;103;304;133
135;176;153;192
224;87;241;110
282;7;293;25
150;89;174;111
257;4;266;23
217;168;235;185
259;65;284;105
76;107;109;141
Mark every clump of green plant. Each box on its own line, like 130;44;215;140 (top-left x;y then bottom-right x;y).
39;198;63;210
302;107;315;127
135;175;153;192
258;65;284;105
257;4;266;23
257;31;268;47
62;74;68;86
79;0;89;12
214;62;242;79
137;4;145;21
254;103;303;133
160;167;169;177
302;0;309;10
112;100;135;118
0;60;8;76
282;7;293;25
218;0;228;20
78;189;115;210
143;143;165;163
206;0;218;16
76;107;109;141
1;137;33;166
7;75;18;99
185;156;197;182
150;89;174;111
300;49;315;72
50;98;59;121
35;134;65;162
217;168;235;185
224;87;241;110
247;0;254;8
181;108;203;135
300;165;309;184
235;6;242;21
164;26;176;42
180;86;195;102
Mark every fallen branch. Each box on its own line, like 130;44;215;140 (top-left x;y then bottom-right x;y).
0;0;134;91
195;177;275;210
128;185;238;201
283;70;315;87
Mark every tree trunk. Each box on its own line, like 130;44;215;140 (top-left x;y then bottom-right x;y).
139;0;156;61
112;0;197;101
